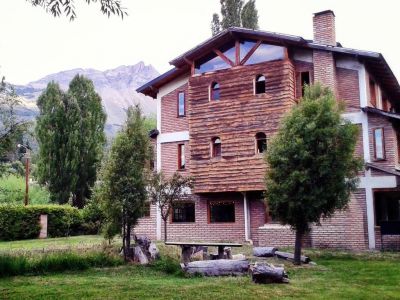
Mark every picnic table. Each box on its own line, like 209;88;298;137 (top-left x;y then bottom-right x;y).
165;241;242;264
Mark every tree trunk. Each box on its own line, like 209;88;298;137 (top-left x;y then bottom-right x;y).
275;251;310;264
250;263;289;284
294;229;303;265
163;219;168;242
126;222;131;259
182;259;249;276
253;247;277;257
122;217;127;261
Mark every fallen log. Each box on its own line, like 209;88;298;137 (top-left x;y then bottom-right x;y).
250;263;289;284
182;259;249;276
275;251;310;264
253;247;278;257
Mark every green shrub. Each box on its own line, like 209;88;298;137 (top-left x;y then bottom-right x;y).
0;175;50;205
0;252;123;277
80;199;105;235
0;205;82;241
151;256;183;276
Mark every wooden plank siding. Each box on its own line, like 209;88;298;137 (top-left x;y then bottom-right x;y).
188;59;296;193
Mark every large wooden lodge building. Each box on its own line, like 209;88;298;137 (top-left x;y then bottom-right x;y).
136;10;400;250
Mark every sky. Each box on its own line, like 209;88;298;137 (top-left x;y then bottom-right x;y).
1;0;400;85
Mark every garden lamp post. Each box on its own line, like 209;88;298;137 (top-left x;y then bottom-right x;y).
17;144;31;206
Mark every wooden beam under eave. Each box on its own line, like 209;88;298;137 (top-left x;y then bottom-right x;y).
235;40;240;66
213;49;235;67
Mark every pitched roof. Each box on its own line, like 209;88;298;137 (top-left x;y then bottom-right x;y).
137;27;400;101
362;106;400;121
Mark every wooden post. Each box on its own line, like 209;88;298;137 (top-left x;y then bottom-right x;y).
39;214;48;239
24;152;30;206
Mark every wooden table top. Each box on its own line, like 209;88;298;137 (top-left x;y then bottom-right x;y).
164;241;243;247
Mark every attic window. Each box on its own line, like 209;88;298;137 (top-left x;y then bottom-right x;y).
370;79;377;107
255;75;266;94
211;82;220;100
300;72;310;96
244;43;285;65
195;52;230;74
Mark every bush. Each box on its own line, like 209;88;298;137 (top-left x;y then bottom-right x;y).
80;199;105;235
0;175;50;205
0;205;83;241
0;252;123;277
151;256;183;276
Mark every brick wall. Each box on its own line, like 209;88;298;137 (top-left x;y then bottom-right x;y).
337;67;360;112
134;204;157;240
313;50;337;95
161;141;190;177
162;193;246;243
313;11;336;46
368;113;398;172
161;83;189;133
309;189;368;250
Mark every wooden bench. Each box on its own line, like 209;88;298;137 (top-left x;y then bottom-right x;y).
380;221;400;250
165;241;242;264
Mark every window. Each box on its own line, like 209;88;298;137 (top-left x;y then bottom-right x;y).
178;92;185;117
373;128;385;160
212;137;221;158
172;202;195;223
244;43;285;65
375;192;400;226
370;79;377;107
211;82;220;100
142;202;151;218
255;75;266;94
178;144;185;170
195;52;230;74
209;201;235;223
300;72;310;96
255;132;267;154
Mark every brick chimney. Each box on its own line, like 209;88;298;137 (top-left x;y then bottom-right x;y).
313;10;336;46
312;10;337;95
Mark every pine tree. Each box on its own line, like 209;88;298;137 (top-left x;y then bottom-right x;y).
68;75;106;208
36;82;80;204
241;0;259;30
211;13;221;36
265;84;362;265
97;106;152;261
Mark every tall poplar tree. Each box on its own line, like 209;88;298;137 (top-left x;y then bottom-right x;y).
36;82;80;203
265;84;362;265
68;75;106;208
241;0;259;30
211;0;259;35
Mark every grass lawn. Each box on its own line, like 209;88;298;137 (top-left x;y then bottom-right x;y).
0;235;107;252
0;236;399;299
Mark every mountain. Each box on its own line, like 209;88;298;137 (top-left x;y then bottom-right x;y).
13;62;159;135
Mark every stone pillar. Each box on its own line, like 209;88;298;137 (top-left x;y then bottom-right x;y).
39;214;48;239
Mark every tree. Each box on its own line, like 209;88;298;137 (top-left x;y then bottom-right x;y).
241;0;259;30
265;84;362;265
148;172;193;242
36;82;81;204
68;75;106;208
0;78;29;176
27;0;127;21
211;0;259;35
97;105;152;261
36;76;106;207
211;13;221;36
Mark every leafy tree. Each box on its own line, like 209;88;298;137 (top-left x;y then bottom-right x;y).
220;0;243;29
27;0;127;21
211;13;221;36
211;0;259;35
0;78;29;176
68;75;106;208
147;172;193;242
241;0;259;30
97;106;152;261
265;84;362;265
36;82;81;204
